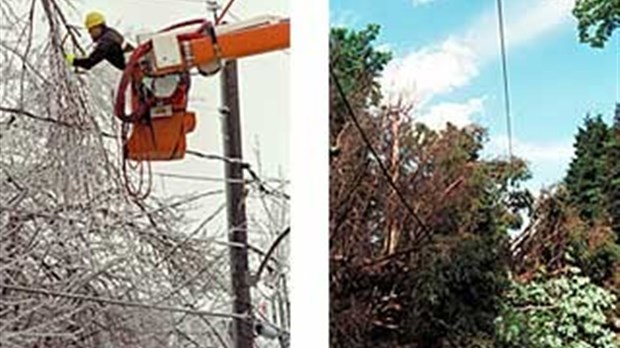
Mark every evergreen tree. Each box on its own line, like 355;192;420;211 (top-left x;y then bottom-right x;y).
606;104;620;240
329;24;392;145
563;109;620;285
565;115;610;222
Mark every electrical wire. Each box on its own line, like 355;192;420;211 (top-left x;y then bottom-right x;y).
0;283;247;320
153;172;247;183
616;33;619;103
329;65;429;235
496;0;514;159
254;227;290;285
216;0;238;24
153;172;288;185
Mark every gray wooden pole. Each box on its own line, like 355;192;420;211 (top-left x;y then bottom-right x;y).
220;59;254;348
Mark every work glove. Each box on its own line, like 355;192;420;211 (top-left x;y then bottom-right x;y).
65;53;76;66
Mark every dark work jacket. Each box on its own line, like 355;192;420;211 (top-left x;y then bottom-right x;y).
73;26;132;70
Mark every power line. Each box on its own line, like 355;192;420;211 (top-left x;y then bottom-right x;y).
154;172;247;183
216;0;239;24
329;65;429;235
616;33;619;103
153;172;290;200
253;227;290;285
1;108;284;193
0;283;247;320
243;165;291;200
185;149;291;199
0;109;288;198
496;0;514;159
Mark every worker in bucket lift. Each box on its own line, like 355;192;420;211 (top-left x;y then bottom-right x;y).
65;11;133;71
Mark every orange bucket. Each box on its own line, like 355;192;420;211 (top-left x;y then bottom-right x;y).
126;112;196;161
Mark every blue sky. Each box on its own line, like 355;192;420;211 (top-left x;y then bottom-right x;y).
331;0;618;190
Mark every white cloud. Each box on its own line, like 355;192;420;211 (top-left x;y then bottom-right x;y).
487;135;573;162
330;10;360;28
416;97;485;130
486;135;574;189
412;0;438;7
375;43;394;54
466;0;574;60
381;0;574;108
381;38;479;106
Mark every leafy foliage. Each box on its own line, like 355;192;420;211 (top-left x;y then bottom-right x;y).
496;269;617;348
568;228;620;287
573;0;620;48
405;234;509;348
330;121;527;347
329;25;532;347
329;23;618;348
329;24;392;145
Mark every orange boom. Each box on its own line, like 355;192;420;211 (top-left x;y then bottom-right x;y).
115;16;290;161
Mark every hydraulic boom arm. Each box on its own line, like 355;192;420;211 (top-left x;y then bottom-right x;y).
152;16;290;75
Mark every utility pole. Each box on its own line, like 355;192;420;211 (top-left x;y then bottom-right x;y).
207;2;253;346
220;59;254;348
206;1;220;22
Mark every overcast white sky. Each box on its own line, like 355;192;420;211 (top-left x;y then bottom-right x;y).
68;1;292;332
68;0;289;222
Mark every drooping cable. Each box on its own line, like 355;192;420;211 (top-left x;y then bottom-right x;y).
329;65;429;236
254;227;290;285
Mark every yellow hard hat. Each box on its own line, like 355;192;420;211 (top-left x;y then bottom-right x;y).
84;11;105;30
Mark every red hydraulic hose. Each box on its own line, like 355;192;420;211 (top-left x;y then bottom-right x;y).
159;18;210;33
114;44;151;122
114;18;212;122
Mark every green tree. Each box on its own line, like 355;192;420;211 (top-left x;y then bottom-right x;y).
330;24;532;348
496;269;617;348
565;115;611;222
573;0;620;48
330;24;392;106
606;104;620;240
568;229;620;286
563;114;620;285
329;24;392;144
407;234;509;348
330;122;529;348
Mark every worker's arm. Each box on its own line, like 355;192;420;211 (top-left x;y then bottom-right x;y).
122;40;135;53
72;40;113;70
